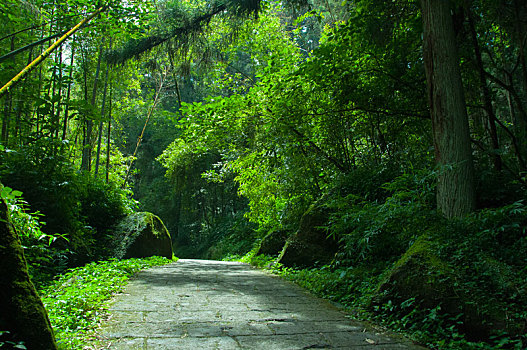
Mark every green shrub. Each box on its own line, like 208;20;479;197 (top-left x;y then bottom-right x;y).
2;185;70;287
175;211;257;259
0;139;134;265
327;169;437;265
0;139;83;238
40;256;172;349
240;171;527;349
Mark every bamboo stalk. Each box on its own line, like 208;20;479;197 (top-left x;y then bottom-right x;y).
0;5;106;100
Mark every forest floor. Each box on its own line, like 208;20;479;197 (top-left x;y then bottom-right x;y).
95;259;425;349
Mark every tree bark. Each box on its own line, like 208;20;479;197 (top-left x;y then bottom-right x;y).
421;0;476;218
0;183;58;349
106;83;112;183
95;44;111;177
62;36;76;140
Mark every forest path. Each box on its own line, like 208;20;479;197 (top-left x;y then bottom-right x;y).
96;259;425;349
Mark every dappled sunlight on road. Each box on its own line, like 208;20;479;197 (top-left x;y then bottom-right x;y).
97;259;425;349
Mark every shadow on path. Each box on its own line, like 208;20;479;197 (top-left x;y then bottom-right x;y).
96;259;426;349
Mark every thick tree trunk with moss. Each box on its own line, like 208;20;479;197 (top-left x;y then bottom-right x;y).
421;0;476;218
0;185;57;349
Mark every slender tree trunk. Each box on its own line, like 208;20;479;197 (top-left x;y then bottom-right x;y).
62;36;75;140
54;45;64;140
167;51;183;109
50;44;63;146
35;28;44;136
14;47;32;145
1;37;16;145
1;95;11;145
122;69;166;188
106;83;112;183
465;2;501;171
48;6;57;137
80;46;89;163
14;102;22;144
81;40;104;172
421;0;476;218
95;46;111;177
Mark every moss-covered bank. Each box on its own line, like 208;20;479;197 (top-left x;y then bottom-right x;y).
0;184;57;349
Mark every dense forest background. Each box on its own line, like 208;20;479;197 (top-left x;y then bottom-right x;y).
1;0;526;348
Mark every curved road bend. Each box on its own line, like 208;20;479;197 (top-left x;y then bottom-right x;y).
97;259;426;349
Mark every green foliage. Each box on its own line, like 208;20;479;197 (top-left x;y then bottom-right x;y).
369;201;527;348
107;0;263;65
3;0;527;348
0;138;134;265
203;212;257;260
3;187;70;287
327;168;437;265
0;331;27;350
40;256;172;349
235;169;526;349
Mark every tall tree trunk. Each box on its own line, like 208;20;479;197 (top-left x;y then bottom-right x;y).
106;83;112;183
14;47;33;145
54;45;64;140
1;37;16;145
95;47;110;177
1;94;11;145
62;36;75;140
81;40;104;172
167;51;183;109
0;183;58;349
421;0;476;218
80;46;89;164
122;69;166;188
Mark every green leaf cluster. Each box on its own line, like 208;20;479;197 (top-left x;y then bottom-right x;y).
40;256;172;349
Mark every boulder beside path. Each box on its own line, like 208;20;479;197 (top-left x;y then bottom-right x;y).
113;212;173;259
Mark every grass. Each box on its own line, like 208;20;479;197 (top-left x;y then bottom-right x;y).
39;256;175;349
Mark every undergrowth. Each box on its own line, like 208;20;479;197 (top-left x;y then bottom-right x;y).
39;256;173;349
224;170;527;350
239;248;525;350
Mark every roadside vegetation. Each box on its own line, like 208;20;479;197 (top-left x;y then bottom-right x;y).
40;257;172;349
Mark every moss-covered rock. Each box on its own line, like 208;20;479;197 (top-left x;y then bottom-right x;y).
255;228;290;256
277;203;338;268
371;236;514;340
113;212;173;259
372;236;458;310
0;186;57;349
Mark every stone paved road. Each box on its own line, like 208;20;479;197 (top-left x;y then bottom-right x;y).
97;259;426;349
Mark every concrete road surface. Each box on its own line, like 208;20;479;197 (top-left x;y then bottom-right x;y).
96;259;426;349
